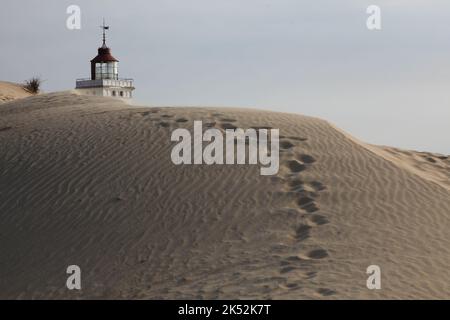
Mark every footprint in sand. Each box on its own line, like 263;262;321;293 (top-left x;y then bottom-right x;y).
274;139;333;285
287;160;306;173
219;118;237;123
281;154;325;214
209;128;327;282
297;196;315;207
158;122;170;128
285;283;299;289
310;181;326;191
287;136;307;142
289;179;304;191
220;123;238;130
294;224;312;241
138;111;151;117
285;256;303;262
289;179;325;195
297;201;319;213
0;127;13;132
279;257;315;276
204;122;216;128
278;253;323;276
317;288;336;296
280;140;295;150
306;249;329;260
279;266;297;274
305;214;329;226
297;154;316;164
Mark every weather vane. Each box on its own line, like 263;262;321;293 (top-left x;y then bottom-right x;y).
101;18;109;46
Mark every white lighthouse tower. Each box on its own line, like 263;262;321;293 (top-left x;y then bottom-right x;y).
76;21;135;98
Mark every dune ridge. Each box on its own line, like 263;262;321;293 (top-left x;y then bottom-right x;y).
0;81;32;104
329;123;450;192
0;91;449;299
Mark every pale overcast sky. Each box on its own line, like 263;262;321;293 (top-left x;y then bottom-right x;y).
1;0;449;153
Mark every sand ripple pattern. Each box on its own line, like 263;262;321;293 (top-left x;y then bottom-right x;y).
0;93;449;299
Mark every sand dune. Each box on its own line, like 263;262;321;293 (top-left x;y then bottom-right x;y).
0;91;449;299
367;146;450;192
0;81;32;104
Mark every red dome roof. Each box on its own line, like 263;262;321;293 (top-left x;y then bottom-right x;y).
90;45;118;63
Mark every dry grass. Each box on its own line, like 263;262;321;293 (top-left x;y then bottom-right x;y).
23;77;42;94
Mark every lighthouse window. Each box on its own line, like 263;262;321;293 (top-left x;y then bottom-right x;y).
95;62;118;80
107;63;114;78
95;63;105;79
95;64;102;78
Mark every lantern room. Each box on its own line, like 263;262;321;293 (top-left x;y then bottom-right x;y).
90;45;119;80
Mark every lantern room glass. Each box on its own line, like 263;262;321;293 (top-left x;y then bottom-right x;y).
95;62;118;80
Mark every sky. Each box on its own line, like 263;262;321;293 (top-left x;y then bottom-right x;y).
1;0;449;153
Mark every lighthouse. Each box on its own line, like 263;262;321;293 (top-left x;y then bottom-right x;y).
76;20;135;98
